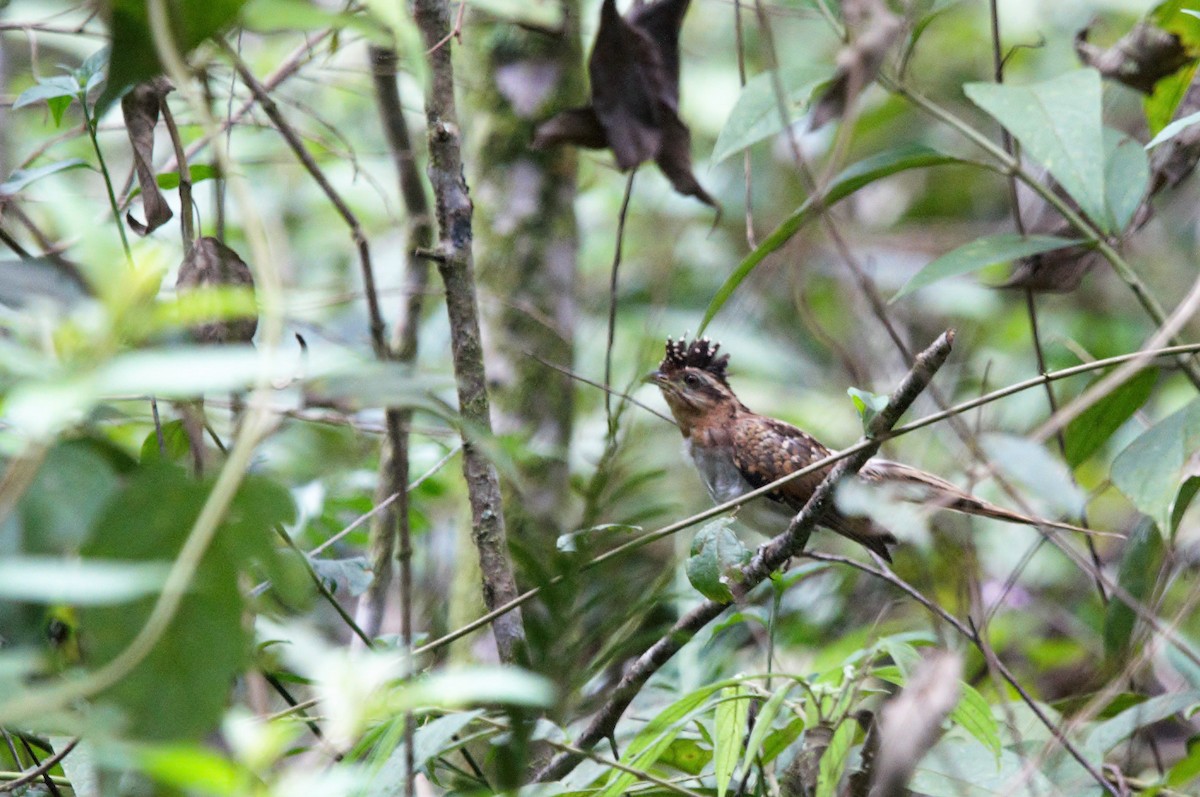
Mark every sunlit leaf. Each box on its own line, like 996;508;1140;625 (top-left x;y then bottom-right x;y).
738;682;793;780
134;743;248;795
712;64;832;163
893;234;1086;301
966;69;1109;230
12;75;80;109
714;685;748;797
950;683;1002;761
815;718;855;797
700;144;966;332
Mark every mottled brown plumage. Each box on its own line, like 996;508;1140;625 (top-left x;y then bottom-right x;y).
650;336;1061;561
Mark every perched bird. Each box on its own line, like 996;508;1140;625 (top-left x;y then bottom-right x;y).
648;336;1067;561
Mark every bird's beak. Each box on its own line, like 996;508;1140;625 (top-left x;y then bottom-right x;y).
644;370;666;386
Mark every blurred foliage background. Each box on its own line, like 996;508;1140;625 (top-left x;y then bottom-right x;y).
1;0;1200;794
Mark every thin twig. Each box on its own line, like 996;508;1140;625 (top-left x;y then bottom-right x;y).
604;170;637;442
0;738;75;794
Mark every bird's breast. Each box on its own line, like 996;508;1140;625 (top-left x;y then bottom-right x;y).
683;438;793;534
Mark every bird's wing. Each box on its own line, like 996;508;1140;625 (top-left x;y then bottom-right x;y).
729;416;833;508
730;416;897;560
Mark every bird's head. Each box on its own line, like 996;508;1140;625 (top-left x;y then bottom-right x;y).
647;336;741;432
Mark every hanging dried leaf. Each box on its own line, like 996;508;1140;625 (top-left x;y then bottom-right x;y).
532;0;715;207
809;0;902;129
176;236;258;345
122;77;174;236
1075;21;1191;95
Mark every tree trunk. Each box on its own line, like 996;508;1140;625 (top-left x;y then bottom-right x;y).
465;2;584;548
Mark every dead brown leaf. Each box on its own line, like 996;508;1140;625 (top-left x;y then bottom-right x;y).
122;77;174;236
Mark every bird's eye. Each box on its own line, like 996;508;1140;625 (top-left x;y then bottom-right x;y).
683;373;701;387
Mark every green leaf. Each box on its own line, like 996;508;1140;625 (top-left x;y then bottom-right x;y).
1087;690;1200;753
0;159;91;196
600;680;735;797
980;433;1085;518
155;163;218;189
47;95;73;127
12;76;80;110
698;144;966;333
715;686;749;797
1167;734;1200;787
657;737;709;775
950;683;1002;761
815;719;856;797
1064;368;1157;468
686;520;750;602
79;465;248;741
0;558;168;604
1147;108;1200;149
20;439;122;553
892;234;1085;301
738;682;794;780
1103;128;1150;233
466;0;564;29
1104;519;1164;662
712;64;833;163
910;738;1057;796
98;0;250;114
239;0;392;43
847;387;889;430
1145;62;1198;135
140;420;194;465
134;743;248;795
965;69;1109;230
310;556;374;597
1112;397;1200;534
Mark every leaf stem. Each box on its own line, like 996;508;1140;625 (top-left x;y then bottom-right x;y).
81;96;133;267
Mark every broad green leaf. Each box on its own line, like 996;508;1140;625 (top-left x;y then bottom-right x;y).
0;159;91;196
1104;519;1163;662
99;0;250;114
1065;368;1157;468
910;738;1057;797
686;519;750;602
1087;690;1200;753
760;716;806;762
892;234;1085;301
980;433;1085;518
0;558;168;604
712;64;833;163
239;0;392;43
699;144;966;333
949;683;1002;761
815;719;856;797
965;69;1109;230
1103;128;1149;233
20;439;122;553
140;420;193;465
1112;397;1200;534
738;682;794;780
1146;109;1200;149
12;76;80;109
715;686;749;797
79;465;248;741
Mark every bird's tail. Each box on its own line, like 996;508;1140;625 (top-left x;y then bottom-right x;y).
860;459;1110;538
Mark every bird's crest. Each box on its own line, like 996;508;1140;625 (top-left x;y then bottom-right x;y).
660;336;730;385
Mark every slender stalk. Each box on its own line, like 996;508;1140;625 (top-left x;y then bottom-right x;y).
81;97;132;266
604;171;637;442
